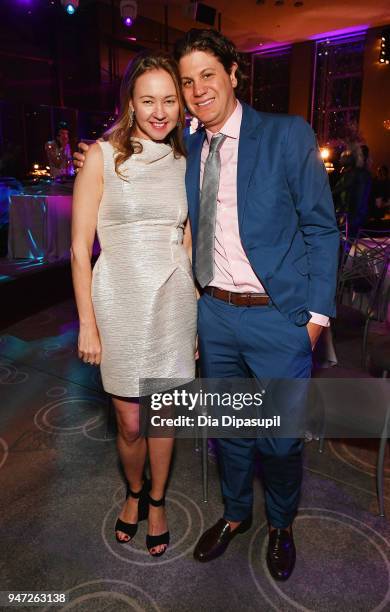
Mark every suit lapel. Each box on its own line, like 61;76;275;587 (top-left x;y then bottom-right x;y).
237;104;265;227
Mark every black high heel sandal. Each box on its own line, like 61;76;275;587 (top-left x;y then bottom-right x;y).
115;479;150;543
146;494;170;557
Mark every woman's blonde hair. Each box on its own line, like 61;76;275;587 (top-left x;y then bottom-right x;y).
104;51;186;178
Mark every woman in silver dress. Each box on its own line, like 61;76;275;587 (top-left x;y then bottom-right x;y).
71;52;197;557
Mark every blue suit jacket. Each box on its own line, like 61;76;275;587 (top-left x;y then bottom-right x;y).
185;102;339;326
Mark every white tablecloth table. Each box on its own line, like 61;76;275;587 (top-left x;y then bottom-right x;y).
8;194;73;262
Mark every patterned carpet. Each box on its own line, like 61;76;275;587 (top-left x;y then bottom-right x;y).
0;300;389;612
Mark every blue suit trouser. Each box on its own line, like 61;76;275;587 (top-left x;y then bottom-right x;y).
197;292;313;529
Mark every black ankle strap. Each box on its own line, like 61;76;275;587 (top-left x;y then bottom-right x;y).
149;494;165;507
126;478;150;499
127;487;143;499
126;481;146;499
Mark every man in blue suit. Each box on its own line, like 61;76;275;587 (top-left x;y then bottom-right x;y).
174;29;339;580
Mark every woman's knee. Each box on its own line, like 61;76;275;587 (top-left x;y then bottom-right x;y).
113;399;142;444
118;421;141;444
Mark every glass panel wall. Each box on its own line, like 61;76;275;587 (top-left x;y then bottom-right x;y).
312;35;365;143
252;47;291;113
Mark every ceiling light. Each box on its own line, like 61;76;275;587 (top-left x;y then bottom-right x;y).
120;0;137;27
378;28;390;64
61;0;79;15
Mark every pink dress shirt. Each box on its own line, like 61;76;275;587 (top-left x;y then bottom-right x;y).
200;101;329;326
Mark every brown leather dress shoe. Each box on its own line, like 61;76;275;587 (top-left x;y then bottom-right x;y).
266;527;296;581
193;516;252;562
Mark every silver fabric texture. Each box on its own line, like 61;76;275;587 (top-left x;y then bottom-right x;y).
195;133;227;287
91;139;197;397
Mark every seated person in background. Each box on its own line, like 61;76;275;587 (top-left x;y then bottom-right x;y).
332;144;371;238
45;121;74;179
370;165;390;220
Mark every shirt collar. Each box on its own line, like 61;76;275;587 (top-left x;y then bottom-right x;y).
205;100;242;143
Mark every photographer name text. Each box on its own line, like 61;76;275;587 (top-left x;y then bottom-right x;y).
150;415;281;429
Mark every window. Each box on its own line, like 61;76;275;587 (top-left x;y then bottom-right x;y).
312;35;365;143
252;47;291;113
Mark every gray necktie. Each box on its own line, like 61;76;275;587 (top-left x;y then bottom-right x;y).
195;133;227;288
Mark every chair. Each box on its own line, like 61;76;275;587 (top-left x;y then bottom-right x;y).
362;288;390;368
334;235;389;364
314;366;389;518
356;228;390;259
364;339;390;518
194;416;209;503
357;231;390;365
192;360;210;503
337;235;389;308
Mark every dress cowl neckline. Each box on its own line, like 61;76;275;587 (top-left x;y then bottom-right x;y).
131;138;173;164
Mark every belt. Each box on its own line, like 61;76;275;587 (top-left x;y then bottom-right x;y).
204;286;270;307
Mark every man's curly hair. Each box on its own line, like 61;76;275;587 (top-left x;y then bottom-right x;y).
173;29;248;98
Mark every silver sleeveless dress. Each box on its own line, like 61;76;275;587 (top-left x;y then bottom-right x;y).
92;139;197;397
